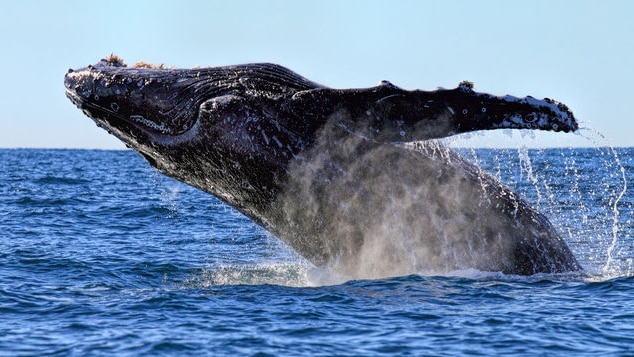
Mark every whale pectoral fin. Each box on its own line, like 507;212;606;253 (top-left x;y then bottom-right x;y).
292;84;578;144
339;83;578;143
437;84;578;135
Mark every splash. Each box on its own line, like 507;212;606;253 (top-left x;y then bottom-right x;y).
578;130;629;278
272;116;578;279
451;129;631;281
181;262;351;287
187;128;627;285
185;263;310;287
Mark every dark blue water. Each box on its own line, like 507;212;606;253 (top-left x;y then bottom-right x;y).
1;147;633;356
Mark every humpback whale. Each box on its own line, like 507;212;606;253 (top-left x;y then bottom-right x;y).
64;56;581;278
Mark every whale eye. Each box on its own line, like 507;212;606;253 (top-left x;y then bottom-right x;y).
462;109;468;115
525;113;539;122
481;107;486;113
110;102;119;112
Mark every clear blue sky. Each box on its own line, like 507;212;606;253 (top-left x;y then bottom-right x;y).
2;0;632;149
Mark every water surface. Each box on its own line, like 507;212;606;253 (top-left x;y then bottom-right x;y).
1;148;632;356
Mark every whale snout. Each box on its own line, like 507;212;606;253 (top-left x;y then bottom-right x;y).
64;65;127;113
64;69;98;114
64;68;89;104
64;61;201;137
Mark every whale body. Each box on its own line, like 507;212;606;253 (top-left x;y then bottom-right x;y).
64;56;581;278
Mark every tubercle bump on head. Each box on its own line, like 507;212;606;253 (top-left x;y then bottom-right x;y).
458;81;475;92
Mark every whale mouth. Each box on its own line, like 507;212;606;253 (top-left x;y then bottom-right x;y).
64;58;200;140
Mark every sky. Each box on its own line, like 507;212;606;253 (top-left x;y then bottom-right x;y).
1;0;633;149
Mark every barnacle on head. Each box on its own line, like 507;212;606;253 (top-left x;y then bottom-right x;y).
105;53;127;67
134;61;166;69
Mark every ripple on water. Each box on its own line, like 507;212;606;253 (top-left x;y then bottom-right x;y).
1;148;633;356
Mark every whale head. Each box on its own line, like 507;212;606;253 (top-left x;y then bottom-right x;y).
64;57;324;220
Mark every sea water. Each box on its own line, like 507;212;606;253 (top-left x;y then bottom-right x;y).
0;147;632;356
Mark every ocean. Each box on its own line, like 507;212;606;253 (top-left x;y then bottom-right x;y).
1;147;632;356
